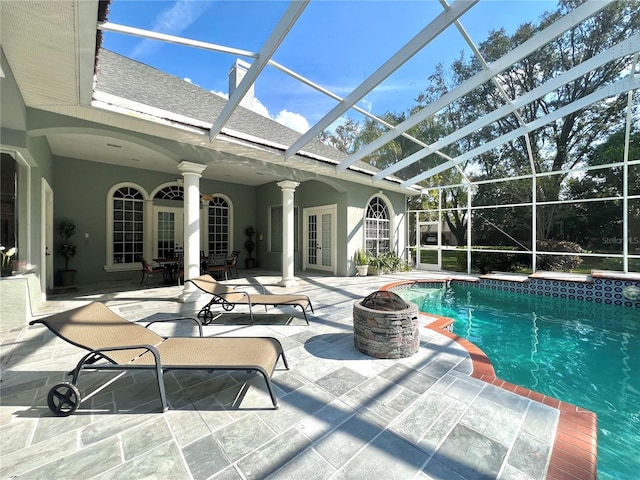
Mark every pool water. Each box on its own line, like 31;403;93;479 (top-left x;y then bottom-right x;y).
397;285;640;480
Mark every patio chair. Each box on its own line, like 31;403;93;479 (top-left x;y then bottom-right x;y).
187;274;313;325
28;302;288;415
138;256;166;286
207;252;230;280
226;250;241;278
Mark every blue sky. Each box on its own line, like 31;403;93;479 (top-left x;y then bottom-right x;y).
102;0;557;133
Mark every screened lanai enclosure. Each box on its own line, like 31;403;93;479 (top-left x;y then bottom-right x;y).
400;0;640;275
401;2;640;275
318;0;639;275
318;0;639;276
98;0;639;276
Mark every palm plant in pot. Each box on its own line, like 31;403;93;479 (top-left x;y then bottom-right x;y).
58;221;77;286
354;248;369;276
367;253;385;275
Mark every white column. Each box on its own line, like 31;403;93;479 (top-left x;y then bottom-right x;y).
178;161;207;303
144;199;154;260
277;180;299;287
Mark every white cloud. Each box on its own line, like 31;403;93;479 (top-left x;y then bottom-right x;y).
359;99;373;113
211;89;310;133
243;97;309;133
274;110;310;134
235;94;310;133
243;96;271;119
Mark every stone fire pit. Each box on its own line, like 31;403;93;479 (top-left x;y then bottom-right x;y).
353;290;419;359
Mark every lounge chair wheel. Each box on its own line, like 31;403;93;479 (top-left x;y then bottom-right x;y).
47;382;81;416
222;303;235;311
197;308;212;325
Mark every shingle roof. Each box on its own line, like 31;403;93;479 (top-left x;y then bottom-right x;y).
95;49;348;163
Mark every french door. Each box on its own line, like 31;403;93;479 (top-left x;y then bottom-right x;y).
153;207;184;258
303;205;336;273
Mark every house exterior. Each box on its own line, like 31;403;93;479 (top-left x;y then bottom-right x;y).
0;1;417;326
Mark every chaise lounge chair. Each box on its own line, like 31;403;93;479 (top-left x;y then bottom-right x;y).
28;302;289;415
187;274;314;325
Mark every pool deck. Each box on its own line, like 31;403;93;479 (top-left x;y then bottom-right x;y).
1;269;597;479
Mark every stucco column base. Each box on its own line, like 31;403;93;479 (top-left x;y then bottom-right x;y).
278;277;299;287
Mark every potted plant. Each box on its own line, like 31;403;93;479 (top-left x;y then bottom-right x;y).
354;249;369;276
367;254;381;275
0;245;16;277
58;221;77;286
245;226;256;269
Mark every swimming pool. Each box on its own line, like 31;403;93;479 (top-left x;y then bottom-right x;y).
396;283;639;480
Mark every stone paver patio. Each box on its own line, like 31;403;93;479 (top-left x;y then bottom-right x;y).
1;270;562;479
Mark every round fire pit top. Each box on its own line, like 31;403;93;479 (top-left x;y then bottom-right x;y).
360;290;409;311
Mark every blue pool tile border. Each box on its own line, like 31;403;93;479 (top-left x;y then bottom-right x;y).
388;276;640;308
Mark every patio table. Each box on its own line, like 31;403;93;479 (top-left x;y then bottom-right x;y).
154;258;181;285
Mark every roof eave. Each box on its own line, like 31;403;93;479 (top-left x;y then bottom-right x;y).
92;92;420;195
77;0;101;105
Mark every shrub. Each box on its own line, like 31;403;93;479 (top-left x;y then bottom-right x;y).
536;240;585;272
471;247;523;274
368;251;411;273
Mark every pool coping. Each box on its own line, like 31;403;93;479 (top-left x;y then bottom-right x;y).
381;280;599;480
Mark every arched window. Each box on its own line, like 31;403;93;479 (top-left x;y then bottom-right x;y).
207;196;230;254
365;197;390;256
112;187;144;264
154;185;184;200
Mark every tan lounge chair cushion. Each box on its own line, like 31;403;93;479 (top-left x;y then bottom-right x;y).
188;274;311;309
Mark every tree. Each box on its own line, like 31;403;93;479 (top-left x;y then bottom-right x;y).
317;117;361;154
443;188;468;246
565;128;640;251
318;1;639;253
416;0;639;240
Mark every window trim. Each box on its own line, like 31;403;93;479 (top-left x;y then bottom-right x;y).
105;182;149;272
364;194;395;256
204;193;233;255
